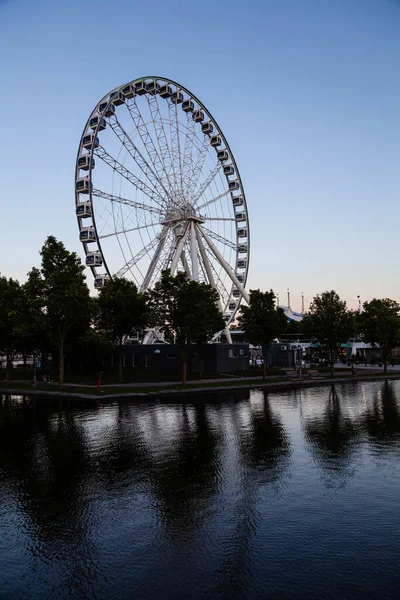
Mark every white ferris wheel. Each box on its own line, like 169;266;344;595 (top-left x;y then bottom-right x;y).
75;77;250;342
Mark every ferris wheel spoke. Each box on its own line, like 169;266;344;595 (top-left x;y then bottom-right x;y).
181;112;198;197
99;221;161;240
108;113;172;207
192;162;223;206
95;145;165;210
185;133;212;200
125;98;176;200
174;100;185;196
92;188;163;216
167;100;185;199
201;226;238;251
197;190;231;211
149;94;181;201
206;217;236;222
112;226;166;280
145;94;181;203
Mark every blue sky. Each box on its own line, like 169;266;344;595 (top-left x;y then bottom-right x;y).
0;0;399;311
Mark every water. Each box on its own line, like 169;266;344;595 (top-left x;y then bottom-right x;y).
1;381;400;599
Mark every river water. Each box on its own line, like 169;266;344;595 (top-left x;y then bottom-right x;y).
1;381;400;599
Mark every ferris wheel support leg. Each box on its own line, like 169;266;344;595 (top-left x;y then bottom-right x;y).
170;223;190;275
141;225;168;291
195;225;232;344
197;225;250;305
181;251;192;279
190;221;199;281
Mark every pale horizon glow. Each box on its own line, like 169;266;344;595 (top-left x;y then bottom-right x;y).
0;0;399;313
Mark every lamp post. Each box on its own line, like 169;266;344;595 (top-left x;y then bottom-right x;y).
287;288;290;309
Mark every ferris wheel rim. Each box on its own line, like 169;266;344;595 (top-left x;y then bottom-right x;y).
75;76;250;324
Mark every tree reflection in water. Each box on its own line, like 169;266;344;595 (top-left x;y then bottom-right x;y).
215;389;291;598
146;400;223;539
364;381;400;446
0;396;99;598
304;385;360;474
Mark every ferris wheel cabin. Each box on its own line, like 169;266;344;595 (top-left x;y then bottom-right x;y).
76;177;90;194
229;180;240;192
237;228;248;238
94;275;110;289
238;243;248;253
122;84;135;98
182;99;195;112
82;134;99;150
210;135;222;147
235;212;246;222
171;90;184;104
79;227;96;243
89;116;106;131
99;102;115;117
159;84;173;98
224;164;235;176
147;81;160;95
202;122;213;135
135;81;148;95
217;150;229;162
86;252;103;267
237;258;247;269
232;289;241;298
229;301;237;311
193;109;204;122
76;201;92;218
112;91;125;106
77;155;95;171
232;195;244;206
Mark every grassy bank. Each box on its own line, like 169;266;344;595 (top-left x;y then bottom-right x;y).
2;370;400;399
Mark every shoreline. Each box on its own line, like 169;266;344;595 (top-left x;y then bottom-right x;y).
2;372;400;401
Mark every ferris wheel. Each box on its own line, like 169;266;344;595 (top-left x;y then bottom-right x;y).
75;77;250;339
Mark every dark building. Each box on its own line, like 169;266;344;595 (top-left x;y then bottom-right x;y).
120;343;250;375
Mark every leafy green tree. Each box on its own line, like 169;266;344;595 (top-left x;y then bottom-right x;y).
149;270;224;385
359;298;400;373
13;268;50;375
40;236;92;387
302;290;353;376
0;277;21;382
96;277;149;382
238;289;287;379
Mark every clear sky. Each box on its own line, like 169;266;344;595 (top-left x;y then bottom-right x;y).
1;0;399;312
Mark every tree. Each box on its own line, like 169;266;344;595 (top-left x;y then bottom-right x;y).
302;290;353;376
0;277;21;383
13;268;50;376
40;236;92;387
359;298;400;374
149;271;225;385
96;277;149;382
238;289;287;379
